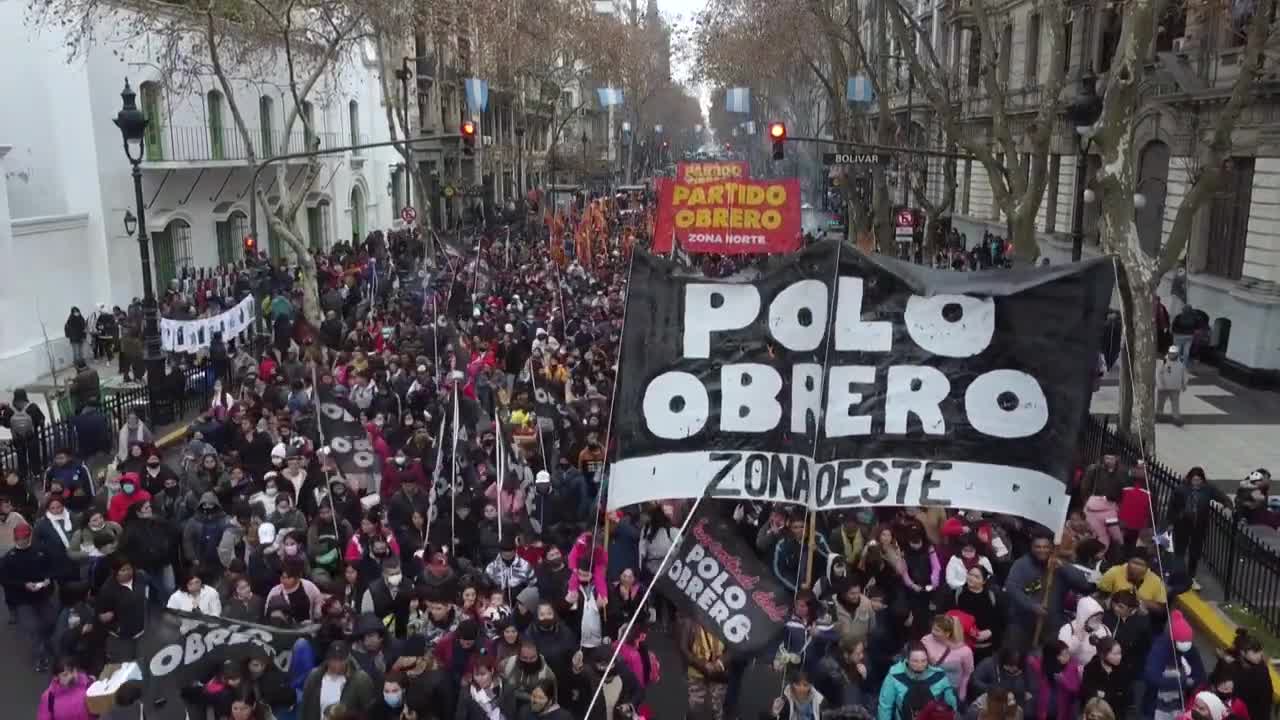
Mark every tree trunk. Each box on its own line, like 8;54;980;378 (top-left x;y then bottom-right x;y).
265;212;324;327
1118;270;1159;453
1009;206;1039;264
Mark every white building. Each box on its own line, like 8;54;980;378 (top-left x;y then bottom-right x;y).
0;1;399;392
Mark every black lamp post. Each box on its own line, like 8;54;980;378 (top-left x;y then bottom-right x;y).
580;130;589;184
1067;72;1102;262
114;79;171;424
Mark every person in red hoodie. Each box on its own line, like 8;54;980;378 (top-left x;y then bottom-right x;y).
1201;664;1252;720
1118;465;1153;553
107;472;151;524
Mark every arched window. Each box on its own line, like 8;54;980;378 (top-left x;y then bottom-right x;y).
140;82;164;161
349;100;360;150
154;219;193;289
259;96;275;157
207;90;225;160
350;185;366;242
216;210;249;264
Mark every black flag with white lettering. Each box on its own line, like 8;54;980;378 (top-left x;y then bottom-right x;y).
608;241;1113;532
316;381;381;483
655;506;791;654
137;610;314;720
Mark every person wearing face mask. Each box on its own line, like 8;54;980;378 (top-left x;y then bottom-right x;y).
36;656;94;720
501;640;557;710
1196;666;1249;720
119;500;177;600
1058;596;1111;666
525;601;578;683
367;672;412;720
139;450;179;495
384;456;429;531
106;472;151;524
1143;611;1206;720
361;556;411;637
269;491;307;535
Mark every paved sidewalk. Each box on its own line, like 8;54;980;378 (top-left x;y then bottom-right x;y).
1090;363;1280;487
0;355;141;441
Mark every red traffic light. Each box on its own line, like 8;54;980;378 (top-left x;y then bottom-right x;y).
768;122;786;140
242;234;256;251
461;120;476;137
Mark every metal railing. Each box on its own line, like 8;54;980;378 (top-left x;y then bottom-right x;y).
0;367;215;482
1081;415;1280;636
146;125;342;163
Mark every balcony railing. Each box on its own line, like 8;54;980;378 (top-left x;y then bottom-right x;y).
143;125;342;163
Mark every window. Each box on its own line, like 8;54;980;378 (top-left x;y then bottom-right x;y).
153;219;192;289
967;29;982;88
1204;157;1255;280
1155;3;1187;52
999;25;1013;86
140;82;164;161
1025;13;1041;87
216;210;249;264
1062;20;1073;74
458;36;472;73
304;200;332;250
259;96;275;157
1046;155;1060;232
1098;8;1122;72
301;101;315;151
391;165;405;210
207;90;225;160
1136;141;1171;256
349;100;360;150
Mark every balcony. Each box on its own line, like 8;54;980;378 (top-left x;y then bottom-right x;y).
141;125;343;166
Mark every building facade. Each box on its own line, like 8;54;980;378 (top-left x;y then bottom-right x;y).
890;0;1280;385
0;1;398;391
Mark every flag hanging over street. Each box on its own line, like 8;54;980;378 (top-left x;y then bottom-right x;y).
465;78;489;113
725;86;751;113
607;242;1114;533
597;87;625;107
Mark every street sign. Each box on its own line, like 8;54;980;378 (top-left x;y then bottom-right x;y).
895;208;915;242
400;206;417;223
823;152;887;166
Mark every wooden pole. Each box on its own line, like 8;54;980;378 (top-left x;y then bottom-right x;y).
1032;552;1059;647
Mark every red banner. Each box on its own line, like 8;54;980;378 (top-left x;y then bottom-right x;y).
652;176;802;255
675;161;749;185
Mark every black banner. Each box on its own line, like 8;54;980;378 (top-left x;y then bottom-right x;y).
138;610;314;720
657;510;790;654
316;382;381;483
607;241;1114;531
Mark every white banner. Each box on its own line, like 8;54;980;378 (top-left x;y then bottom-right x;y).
160;296;256;352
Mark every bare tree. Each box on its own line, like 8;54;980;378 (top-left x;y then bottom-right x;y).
1090;0;1278;448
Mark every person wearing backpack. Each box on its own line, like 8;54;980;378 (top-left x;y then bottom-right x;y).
1;389;46;480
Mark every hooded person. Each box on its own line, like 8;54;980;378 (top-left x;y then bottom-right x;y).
1058;596;1111;666
1179;692;1228;720
107;473;151;524
181;492;230;578
1144;610;1207;720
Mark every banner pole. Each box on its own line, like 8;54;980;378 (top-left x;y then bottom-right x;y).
425;414;446;545
804;510;817;588
583;491;708;720
450;386;460;553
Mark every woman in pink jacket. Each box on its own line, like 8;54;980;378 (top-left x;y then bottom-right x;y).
1027;639;1083;720
567;529;609;604
37;657;94;720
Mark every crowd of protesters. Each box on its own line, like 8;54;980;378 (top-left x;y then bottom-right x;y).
0;193;1274;720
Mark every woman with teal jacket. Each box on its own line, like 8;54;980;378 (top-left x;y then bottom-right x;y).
878;642;960;720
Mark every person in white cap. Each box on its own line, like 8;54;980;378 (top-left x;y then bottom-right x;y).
1185;691;1228;720
1156;344;1188;427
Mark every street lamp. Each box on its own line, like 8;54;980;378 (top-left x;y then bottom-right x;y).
581;131;589;184
1067;71;1102;261
123;210;137;237
113;79;171;424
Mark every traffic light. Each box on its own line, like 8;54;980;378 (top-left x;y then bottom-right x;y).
461;120;477;156
242;234;256;257
769;122;786;161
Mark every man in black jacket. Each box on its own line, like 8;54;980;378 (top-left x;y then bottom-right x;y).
95;556;148;662
1;523;59;671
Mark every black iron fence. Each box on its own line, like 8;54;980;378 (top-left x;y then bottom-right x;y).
1;367;215;482
1082;415;1280;637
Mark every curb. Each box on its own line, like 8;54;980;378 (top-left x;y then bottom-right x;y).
155;424;190;450
1176;590;1280;702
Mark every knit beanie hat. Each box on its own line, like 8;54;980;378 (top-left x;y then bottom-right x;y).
1170;610;1194;643
1196;692;1228;720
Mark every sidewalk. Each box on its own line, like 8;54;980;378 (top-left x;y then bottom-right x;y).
0;354;141;441
1089;363;1280;488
